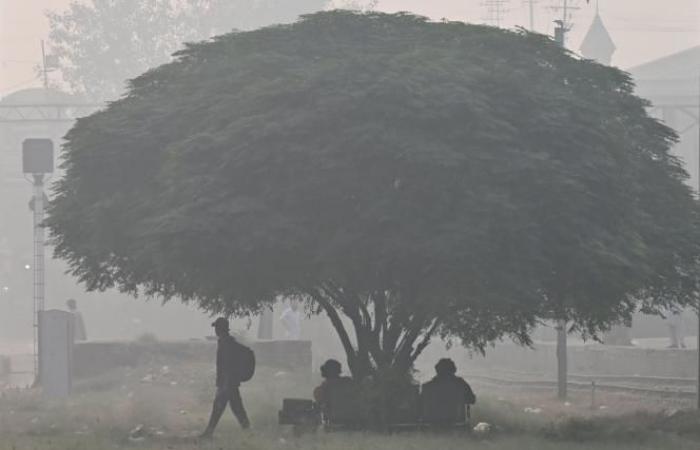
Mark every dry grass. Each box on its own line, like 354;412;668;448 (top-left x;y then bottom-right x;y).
0;359;699;450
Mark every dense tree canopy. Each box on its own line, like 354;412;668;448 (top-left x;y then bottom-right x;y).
48;11;700;377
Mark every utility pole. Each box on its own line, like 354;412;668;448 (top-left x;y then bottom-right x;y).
697;75;700;411
528;0;537;31
22;139;54;381
40;40;49;89
556;319;567;399
551;0;580;47
39;40;59;90
483;0;510;28
31;174;46;378
552;14;571;399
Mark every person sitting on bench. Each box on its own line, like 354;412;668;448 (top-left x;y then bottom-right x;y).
421;358;476;426
313;359;351;412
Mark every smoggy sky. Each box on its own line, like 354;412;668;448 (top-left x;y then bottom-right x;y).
0;0;698;97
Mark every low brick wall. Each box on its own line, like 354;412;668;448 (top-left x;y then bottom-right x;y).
73;339;312;378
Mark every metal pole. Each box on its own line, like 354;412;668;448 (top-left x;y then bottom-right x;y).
40;40;48;89
552;24;568;401
551;0;571;47
32;174;46;378
697;75;700;410
556;319;568;399
529;0;535;31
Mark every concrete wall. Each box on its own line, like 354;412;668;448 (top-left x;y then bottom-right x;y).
72;339;312;378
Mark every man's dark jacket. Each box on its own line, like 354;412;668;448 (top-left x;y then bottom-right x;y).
216;335;241;388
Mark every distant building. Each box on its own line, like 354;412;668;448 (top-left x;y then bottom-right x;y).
579;7;616;65
579;7;699;199
629;47;700;339
579;14;699;342
630;46;700;190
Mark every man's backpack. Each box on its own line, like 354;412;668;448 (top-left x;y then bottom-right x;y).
234;342;256;383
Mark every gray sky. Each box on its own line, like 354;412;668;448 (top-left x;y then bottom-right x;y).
1;0;699;96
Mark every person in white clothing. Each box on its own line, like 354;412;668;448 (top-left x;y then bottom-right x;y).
666;309;685;349
67;298;87;341
280;300;301;340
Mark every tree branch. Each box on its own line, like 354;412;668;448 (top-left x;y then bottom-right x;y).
410;319;439;363
358;298;372;330
373;290;387;340
321;283;375;376
311;288;357;369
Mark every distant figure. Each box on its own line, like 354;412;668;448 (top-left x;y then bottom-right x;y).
666;309;686;349
66;298;87;341
603;325;633;346
313;359;351;411
200;318;251;439
257;308;274;340
423;358;476;406
280;300;301;339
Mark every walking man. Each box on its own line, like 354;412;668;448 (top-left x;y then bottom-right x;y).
200;318;251;438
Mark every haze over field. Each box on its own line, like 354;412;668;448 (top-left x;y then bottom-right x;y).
0;3;699;450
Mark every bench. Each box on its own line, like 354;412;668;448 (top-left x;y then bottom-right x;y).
279;380;472;431
420;381;471;429
278;398;318;425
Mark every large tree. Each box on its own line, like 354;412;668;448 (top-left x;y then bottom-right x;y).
47;0;327;101
47;11;700;379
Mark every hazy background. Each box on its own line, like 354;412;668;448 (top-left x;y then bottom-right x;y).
1;0;699;97
0;0;698;345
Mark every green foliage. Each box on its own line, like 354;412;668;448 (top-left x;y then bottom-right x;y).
47;11;700;377
47;0;326;100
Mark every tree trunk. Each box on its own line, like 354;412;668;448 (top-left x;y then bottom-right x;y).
312;288;436;380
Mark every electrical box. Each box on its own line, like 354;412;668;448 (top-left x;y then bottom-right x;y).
22;139;54;174
38;310;74;398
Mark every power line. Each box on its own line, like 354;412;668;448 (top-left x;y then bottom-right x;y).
523;0;538;31
483;0;511;28
550;0;582;47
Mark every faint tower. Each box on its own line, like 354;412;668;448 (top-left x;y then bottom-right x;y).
579;2;615;65
483;0;510;28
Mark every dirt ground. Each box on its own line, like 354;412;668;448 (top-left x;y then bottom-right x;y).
0;351;699;450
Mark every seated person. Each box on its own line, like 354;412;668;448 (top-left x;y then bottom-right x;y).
313;359;351;412
421;358;476;424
